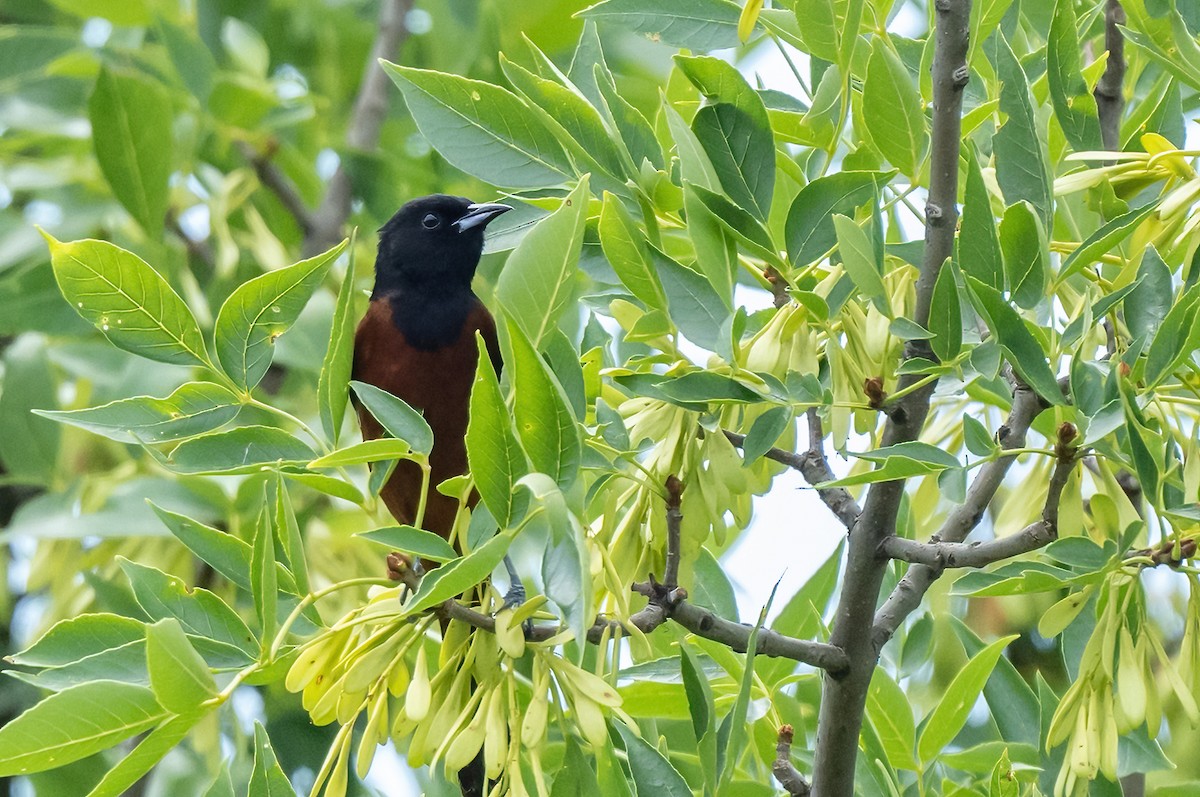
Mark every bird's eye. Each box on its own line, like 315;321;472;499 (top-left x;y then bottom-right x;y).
421;213;440;229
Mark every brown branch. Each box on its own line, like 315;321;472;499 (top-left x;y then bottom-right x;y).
871;378;1041;644
307;0;413;255
764;266;791;308
388;479;850;674
809;2;972;793
873;418;1078;647
235;0;413;254
663;475;683;589
1094;0;1126;151
724;409;862;531
772;725;811;796
236;140;316;235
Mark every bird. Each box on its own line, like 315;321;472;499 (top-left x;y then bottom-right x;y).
352;195;511;542
352;195;512;797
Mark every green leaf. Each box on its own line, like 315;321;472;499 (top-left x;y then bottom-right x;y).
833;214;888;312
168;426;316;474
318;232;358;445
1058;202;1159;282
274;473;308;594
785;171;884;266
656;248;730;351
963;414;998;457
118;559;256;659
951;618;1041;748
692;103;774;217
719;582;778;791
998;201;1048;310
88;67;172;237
656;372;762;403
965;277;1063;404
307;437;412;468
741;406;793;465
500;54;628;181
1124;246;1173;341
1047;0;1101;151
917;635;1019;764
467;334;528;527
663;100;720;192
35;382;242;444
348;380;434;456
680;645;715;742
214;240;346;390
863;38;927;177
929;261;962;361
402;530;514;614
614;722;693;797
867;668;918;770
526;473;589;643
819;442;961;488
43;234;209;367
689;547;739;619
357;525;459;562
993;35;1051;227
959;148;1004;291
508;319;582;490
675;55;775;218
683;186;739;308
248;723;298;796
578;0;744;51
283;471;364;506
0;336;60;484
382;63;572;188
150;503;253;590
9;614;144;668
146;618;217;712
1143;284;1200;387
496;177;589;347
598;192;667;310
0;681;165;777
593;62;664;171
83;712;203;797
251;493;278;647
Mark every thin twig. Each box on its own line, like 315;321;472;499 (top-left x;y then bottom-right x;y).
879;444;1076;570
662;474;683;590
1094;0;1126;151
871;376;1041;645
388;478;850;674
236;140;316;235
724;411;862;531
772;725;811;796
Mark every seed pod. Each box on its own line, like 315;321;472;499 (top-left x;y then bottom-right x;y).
573;694;609;749
444;689;490;773
483;684;508;779
494;607;526;659
407;647;432;721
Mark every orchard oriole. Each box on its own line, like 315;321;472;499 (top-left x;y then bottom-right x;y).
352;195;511;797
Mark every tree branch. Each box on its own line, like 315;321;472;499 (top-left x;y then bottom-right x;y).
236;141;316;235
772;725;811;796
1094;0;1126;151
307;0;413;254
810;2;972;794
724;409;862;531
388;478;850;674
874;422;1079;652
236;0;413;254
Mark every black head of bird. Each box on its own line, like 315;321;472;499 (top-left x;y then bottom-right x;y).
372;194;512;296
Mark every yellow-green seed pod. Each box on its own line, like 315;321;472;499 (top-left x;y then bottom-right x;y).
573;694;609;749
483;684;508;780
407;646;432;721
494;607;526;659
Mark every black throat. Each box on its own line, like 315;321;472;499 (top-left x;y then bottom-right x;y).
382;285;476;351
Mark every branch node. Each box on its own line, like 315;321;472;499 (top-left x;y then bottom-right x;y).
952;65;970;86
773;725;812;796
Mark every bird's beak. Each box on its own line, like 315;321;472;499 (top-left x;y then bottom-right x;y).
453;202;512;233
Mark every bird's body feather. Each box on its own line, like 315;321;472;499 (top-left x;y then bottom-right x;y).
352;292;501;537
